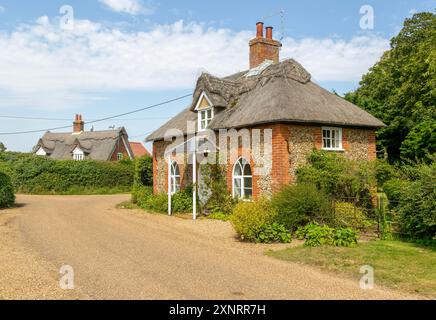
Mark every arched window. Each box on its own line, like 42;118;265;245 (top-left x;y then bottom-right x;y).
170;161;181;194
233;157;252;199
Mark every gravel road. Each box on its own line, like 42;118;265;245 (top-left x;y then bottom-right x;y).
0;194;418;300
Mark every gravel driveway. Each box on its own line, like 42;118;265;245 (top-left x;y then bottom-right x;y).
0;194;418;300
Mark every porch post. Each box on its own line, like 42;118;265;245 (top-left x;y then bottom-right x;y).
193;152;197;220
167;155;172;216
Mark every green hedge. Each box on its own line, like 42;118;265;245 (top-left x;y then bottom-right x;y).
0;171;15;208
134;156;153;186
0;152;134;194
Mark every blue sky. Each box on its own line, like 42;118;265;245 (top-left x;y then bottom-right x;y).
0;0;434;151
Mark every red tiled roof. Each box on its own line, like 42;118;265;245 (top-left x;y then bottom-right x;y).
129;142;151;158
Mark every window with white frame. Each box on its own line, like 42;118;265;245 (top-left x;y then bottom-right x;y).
199;108;213;131
73;147;84;161
322;127;343;150
233;157;253;199
117;152;123;161
170;161;181;194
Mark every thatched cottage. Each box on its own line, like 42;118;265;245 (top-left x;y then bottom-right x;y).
33;115;135;161
146;22;384;204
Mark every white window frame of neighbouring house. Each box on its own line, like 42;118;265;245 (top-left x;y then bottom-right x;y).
322;127;343;151
73;147;84;161
170;161;181;195
232;157;253;200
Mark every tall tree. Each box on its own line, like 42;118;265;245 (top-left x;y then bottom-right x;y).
345;12;435;162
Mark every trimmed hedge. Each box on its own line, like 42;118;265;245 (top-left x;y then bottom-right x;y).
0;171;15;208
0;152;134;194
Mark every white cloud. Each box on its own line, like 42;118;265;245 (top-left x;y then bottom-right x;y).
409;8;418;16
281;36;389;82
0;6;5;13
0;17;389;109
99;0;153;15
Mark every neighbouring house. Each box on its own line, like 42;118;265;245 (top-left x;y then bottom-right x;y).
129;142;151;158
33;115;134;161
146;22;385;203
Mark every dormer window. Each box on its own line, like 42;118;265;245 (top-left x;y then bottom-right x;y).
73;147;84;161
195;92;214;131
36;147;47;156
199;108;213;131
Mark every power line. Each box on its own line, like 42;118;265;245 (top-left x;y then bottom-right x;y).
0;93;191;135
0;115;172;121
129;130;157;140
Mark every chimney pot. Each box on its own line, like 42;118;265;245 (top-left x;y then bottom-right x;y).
249;23;282;69
73;114;84;133
256;22;264;38
266;26;273;40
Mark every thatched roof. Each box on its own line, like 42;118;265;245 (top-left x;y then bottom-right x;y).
33;127;133;161
147;59;384;141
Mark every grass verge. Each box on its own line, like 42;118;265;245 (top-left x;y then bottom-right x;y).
267;240;436;298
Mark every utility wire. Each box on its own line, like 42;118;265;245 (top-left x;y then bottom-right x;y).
129;130;157;140
0;115;172;121
0;93;191;135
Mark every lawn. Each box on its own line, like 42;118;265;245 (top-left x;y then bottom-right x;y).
268;240;436;298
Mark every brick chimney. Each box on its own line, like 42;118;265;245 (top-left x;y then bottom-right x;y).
249;22;282;69
73;114;84;133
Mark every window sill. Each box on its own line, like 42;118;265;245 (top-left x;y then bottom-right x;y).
322;148;345;152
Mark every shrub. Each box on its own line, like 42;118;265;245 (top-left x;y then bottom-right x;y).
271;183;332;230
296;223;358;247
0;171;15;208
133;186;192;214
297;223;334;247
144;193;168;213
333;202;374;230
375;159;398;186
131;184;153;207
383;178;410;207
296;150;376;204
134;156;153;186
200;164;236;216
207;212;232;221
398;162;436;239
231;199;277;242
331;227;358;247
257;223;292;244
172;186;193;213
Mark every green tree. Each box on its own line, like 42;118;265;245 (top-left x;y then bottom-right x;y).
345;12;436;162
0;142;6;153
